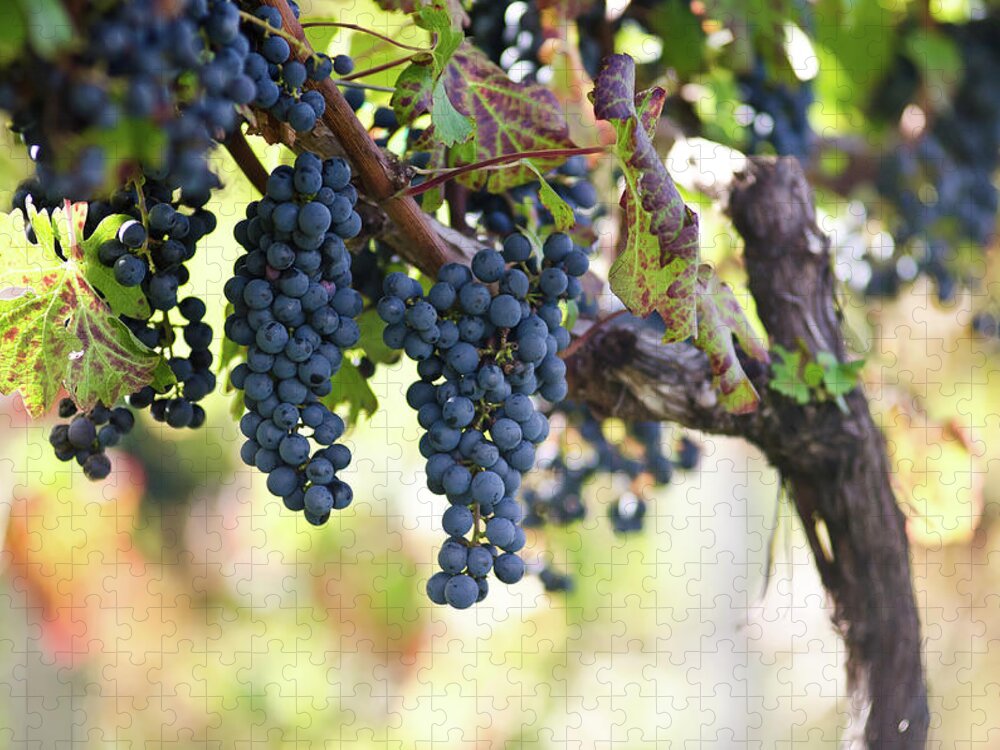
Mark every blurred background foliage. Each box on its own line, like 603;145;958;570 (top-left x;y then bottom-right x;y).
2;0;1000;746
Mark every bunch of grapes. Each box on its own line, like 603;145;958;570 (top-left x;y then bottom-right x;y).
468;0;546;84
242;3;337;133
870;19;1000;301
523;407;674;535
521;409;701;592
0;0;265;204
38;177;218;476
736;61;814;163
48;399;136;480
377;231;589;607
225;152;363;525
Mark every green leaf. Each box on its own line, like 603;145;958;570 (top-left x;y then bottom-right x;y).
693;266;768;414
562;299;579;333
389;1;465;128
769;347;810;405
16;0;73;59
80;212;152;319
427;43;578;191
322;361;378;428
591;55;700;342
228;388;245;421
815;350;838;369
824;359;865;398
356;309;400;365
814;0;902;110
525;162;575;232
391;61;435;126
0;207;171;417
803;361;825;388
430;77;473;147
414;2;465;76
646;0;706;77
0;5;27;65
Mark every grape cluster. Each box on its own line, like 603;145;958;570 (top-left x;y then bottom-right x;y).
736;61;814;163
468;0;546;84
49;399;136;480
0;0;261;203
378;231;589;607
522;408;674;535
242;3;333;133
972;310;1000;339
521;412;700;593
93;181;217;427
538;565;574;593
871;19;1000;301
226;152;363;525
32;177;217;477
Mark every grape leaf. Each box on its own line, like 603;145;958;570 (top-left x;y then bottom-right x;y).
428;43;577;191
322;360;377;427
391;3;470;137
768;345;810;405
356;309;400;365
414;2;464;76
374;0;469;27
78;212;152;319
694;266;767;414
431;78;473;146
15;0;72;58
525;162;575;232
592;54;700;342
0;206;171;417
391;62;435;126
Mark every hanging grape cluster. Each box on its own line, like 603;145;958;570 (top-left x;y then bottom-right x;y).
377;232;589;607
226;152;363;525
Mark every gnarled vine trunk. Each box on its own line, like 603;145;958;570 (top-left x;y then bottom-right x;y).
566;158;928;749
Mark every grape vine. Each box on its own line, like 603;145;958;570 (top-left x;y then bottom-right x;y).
0;0;763;612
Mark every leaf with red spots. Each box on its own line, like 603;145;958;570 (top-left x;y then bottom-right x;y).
424;43;577;191
0;206;172;417
591;54;700;342
391;61;435;126
694;265;769;414
592;55;766;414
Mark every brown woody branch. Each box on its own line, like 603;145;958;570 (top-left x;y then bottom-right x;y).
259;0;461;274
